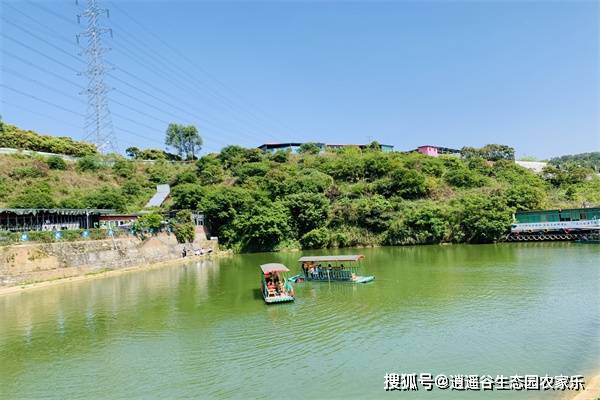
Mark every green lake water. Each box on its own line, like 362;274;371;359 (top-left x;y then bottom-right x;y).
0;243;598;399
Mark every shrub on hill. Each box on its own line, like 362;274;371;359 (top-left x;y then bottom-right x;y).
46;155;67;170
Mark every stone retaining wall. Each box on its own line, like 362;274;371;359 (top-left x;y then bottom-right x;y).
0;232;218;287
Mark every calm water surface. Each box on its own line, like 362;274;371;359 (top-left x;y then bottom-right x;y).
0;244;598;399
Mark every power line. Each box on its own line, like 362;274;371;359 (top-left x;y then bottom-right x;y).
106;20;282;140
1;33;80;74
25;0;78;27
1;99;84;131
2;29;229;148
1;64;203;149
2;2;246;153
0;15;81;63
3;49;83;89
1;99;215;153
3;2;78;47
1;84;85;117
2;67;86;104
107;45;274;142
108;1;297;139
3;4;258;148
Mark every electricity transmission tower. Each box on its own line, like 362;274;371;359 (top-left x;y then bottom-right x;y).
77;0;116;152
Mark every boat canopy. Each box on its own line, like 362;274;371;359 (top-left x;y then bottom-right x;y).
260;263;290;273
298;255;364;263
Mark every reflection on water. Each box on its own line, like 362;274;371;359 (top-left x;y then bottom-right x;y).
0;244;598;399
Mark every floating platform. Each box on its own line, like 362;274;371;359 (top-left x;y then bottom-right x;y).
506;232;600;242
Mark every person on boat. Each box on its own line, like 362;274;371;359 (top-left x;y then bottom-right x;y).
312;265;320;279
277;281;285;294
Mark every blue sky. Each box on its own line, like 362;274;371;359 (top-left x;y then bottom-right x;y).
1;0;598;158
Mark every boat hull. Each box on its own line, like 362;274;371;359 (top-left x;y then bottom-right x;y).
263;295;295;304
354;275;375;283
291;274;375;284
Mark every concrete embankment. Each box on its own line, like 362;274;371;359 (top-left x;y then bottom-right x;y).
0;230;219;289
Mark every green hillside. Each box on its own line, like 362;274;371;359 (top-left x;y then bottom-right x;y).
1;124;598;251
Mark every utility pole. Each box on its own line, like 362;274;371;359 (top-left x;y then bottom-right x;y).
77;0;116;152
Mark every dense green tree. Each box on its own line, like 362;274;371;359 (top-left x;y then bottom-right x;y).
174;222;195;244
320;148;365;182
284;192;329;237
550;152;600;172
130;148;181;161
289;169;333;195
171;184;205;210
298;143;321;155
165;123;202;160
461;144;515;161
386;204;448;245
233;161;270;183
135;212;163;232
300;227;330;249
363;151;391;181
270;150;289;163
200;186;255;243
455;193;513;243
505;184;546;210
376;167;428;199
125;147;140;159
445;167;485;188
366;141;382;151
543;164;592;187
234;202;290;251
168;210;196;243
218;145;250;169
355;195;393;232
173;171;198;185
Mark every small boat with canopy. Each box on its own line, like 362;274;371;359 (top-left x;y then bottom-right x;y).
260;263;295;304
294;255;374;283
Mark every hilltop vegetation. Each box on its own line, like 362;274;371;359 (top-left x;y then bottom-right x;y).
1;124;598;252
0;153;191;213
0;123;97;157
549;152;600;173
171;144;599;252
